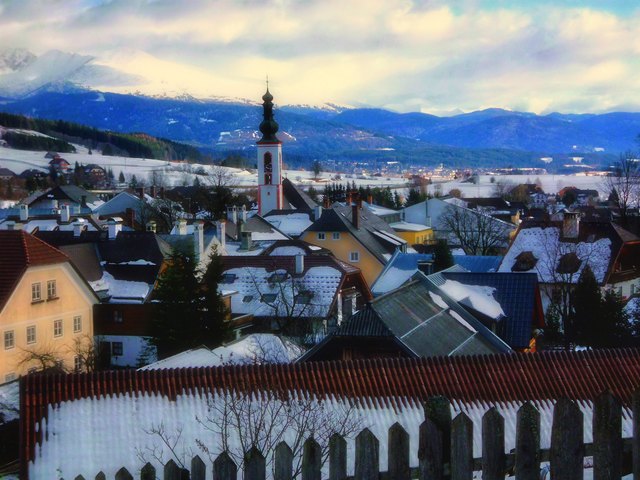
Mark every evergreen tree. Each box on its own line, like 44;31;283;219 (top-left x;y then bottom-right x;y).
597;290;630;347
130;174;138;188
433;239;454;273
118;171;125;183
149;248;229;359
571;265;601;345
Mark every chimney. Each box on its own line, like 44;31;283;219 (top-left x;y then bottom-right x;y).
417;260;433;275
357;196;363;210
5;221;15;230
240;230;253;251
73;219;85;237
240;205;247;223
367;194;373;205
176;218;188;235
346;192;352;205
159;187;165;199
19;204;29;221
323;195;330;208
137;187;145;200
314;205;323;221
295;254;304;275
215;219;226;250
107;218;121;240
125;208;136;228
227;206;238;224
146;221;157;233
563;211;580;239
60;205;70;223
193;221;204;262
151;186;158;198
352;202;359;229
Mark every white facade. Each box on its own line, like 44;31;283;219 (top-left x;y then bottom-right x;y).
257;142;283;215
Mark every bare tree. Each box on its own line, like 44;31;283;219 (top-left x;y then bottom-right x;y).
603;152;640;220
197;391;363;477
209;164;238;189
437;204;512;255
16;334;100;374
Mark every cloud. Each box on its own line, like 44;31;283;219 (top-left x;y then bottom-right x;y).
0;0;638;113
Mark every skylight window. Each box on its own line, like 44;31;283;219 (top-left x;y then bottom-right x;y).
296;291;314;304
269;272;288;283
242;295;253;303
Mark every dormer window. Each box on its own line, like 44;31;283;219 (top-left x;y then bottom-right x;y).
512;251;537;272
269;272;288;283
261;293;278;303
296;291;314;304
221;273;237;284
556;252;582;274
242;295;253;303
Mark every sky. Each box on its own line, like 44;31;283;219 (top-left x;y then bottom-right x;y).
1;0;639;115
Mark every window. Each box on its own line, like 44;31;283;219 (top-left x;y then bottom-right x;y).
73;316;82;333
4;373;16;383
53;319;63;337
26;326;36;344
113;310;123;323
31;283;41;302
74;356;83;372
47;280;57;299
242;295;254;303
317;232;326;240
221;273;237;284
261;293;278;303
332;232;340;240
296;291;314;304
349;251;360;262
263;152;273;185
269;272;288;283
111;342;123;356
4;331;14;350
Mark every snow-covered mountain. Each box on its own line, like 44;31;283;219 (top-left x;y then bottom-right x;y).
0;48;259;103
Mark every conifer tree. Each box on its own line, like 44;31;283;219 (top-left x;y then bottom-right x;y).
118;171;125;183
571;265;601;345
433;239;454;273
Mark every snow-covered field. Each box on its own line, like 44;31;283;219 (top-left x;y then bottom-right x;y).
429;173;610;197
0;143;613;197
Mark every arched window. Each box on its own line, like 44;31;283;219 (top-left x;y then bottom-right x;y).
264;152;273;184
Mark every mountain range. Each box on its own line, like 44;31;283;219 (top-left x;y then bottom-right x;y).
0;48;638;169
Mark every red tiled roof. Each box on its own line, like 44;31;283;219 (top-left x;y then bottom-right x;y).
20;349;640;471
0;231;69;313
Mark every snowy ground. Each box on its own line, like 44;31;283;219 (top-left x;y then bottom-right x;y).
428;173;611;197
0;143;613;198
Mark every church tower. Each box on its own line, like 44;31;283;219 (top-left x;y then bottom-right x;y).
257;86;283;216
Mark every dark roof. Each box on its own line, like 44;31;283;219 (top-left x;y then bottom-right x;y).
98;232;171;283
29;185;100;207
306;205;407;264
0;168;16;177
0;231;69;313
282;178;317;210
335;305;393;337
437;272;540;349
21;348;640;471
34;230;106;246
370;275;510;356
58;243;103;283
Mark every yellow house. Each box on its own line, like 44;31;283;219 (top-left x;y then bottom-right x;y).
0;230;98;382
388;221;435;246
300;203;408;287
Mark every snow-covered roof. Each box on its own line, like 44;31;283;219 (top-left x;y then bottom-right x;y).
268;246;307;256
140;334;303;370
363;202;398;217
222;265;342;318
263;212;313;237
437;279;505;320
0;380;19;423
498;225;612;284
23;350;640;479
89;271;151;303
388;221;431;232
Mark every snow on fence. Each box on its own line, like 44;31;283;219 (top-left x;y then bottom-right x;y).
60;392;635;480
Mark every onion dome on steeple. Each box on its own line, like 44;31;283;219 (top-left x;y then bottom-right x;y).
258;85;280;144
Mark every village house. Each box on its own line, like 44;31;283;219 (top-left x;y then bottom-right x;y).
219;252;372;341
0;231;98;382
27;185;104;212
499;211;640;304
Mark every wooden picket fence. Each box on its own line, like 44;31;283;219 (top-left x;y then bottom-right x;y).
63;392;639;480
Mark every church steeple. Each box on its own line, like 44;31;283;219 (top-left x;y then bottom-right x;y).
258;83;280;144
